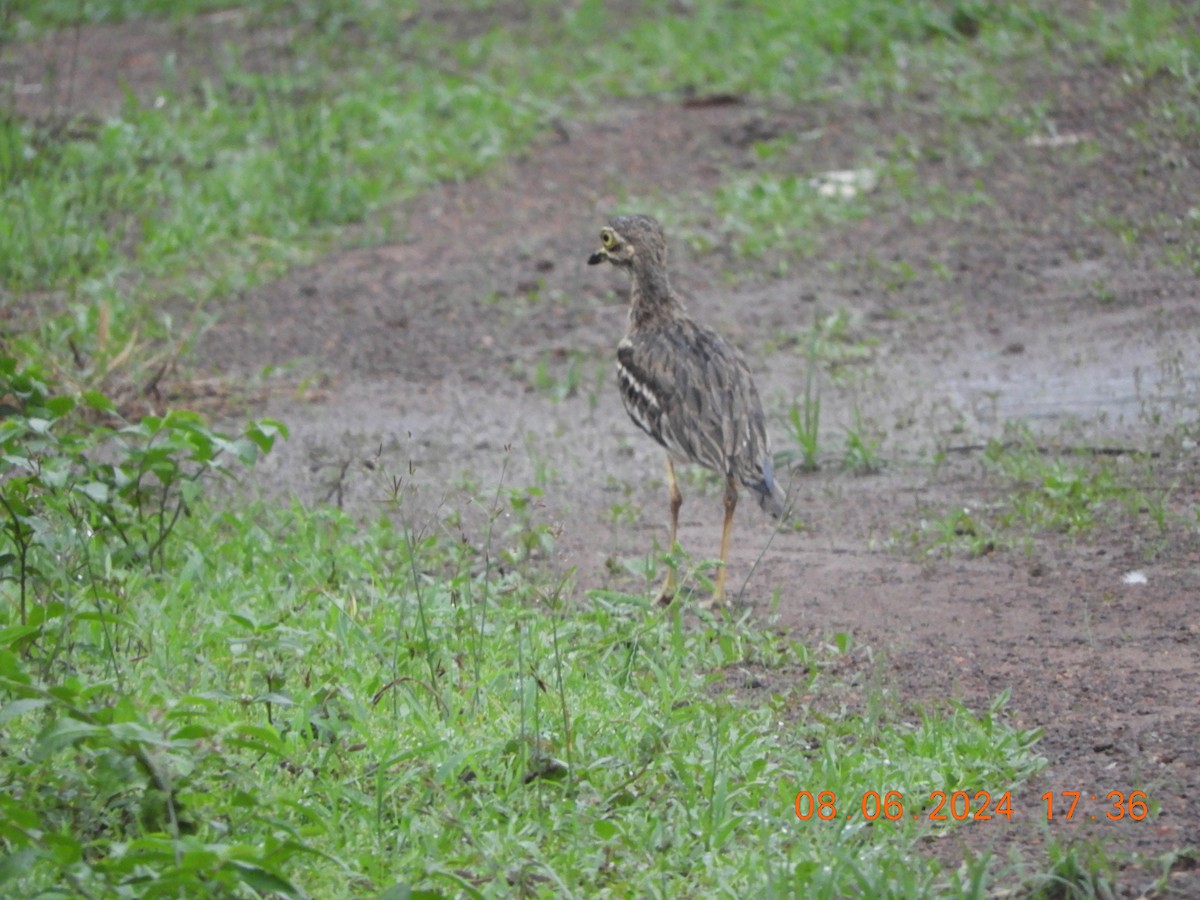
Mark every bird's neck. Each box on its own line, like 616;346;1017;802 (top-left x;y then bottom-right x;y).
628;262;683;327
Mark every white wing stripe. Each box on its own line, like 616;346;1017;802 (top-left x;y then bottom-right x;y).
616;360;660;413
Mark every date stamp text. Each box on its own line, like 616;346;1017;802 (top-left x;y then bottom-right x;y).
794;790;1150;823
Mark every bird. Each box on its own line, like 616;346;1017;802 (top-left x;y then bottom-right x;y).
588;214;786;607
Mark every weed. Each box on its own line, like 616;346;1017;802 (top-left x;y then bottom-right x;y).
519;349;598;404
0;356;284;624
783;322;824;472
984;437;1126;535
1022;839;1119;900
786;394;822;474
5;1;230;33
911;506;997;559
889;161;995;227
0;356;289;895
842;408;884;475
906;428;1189;558
1086;0;1200;82
1143;847;1200;897
773;309;876;369
1091;278;1118;305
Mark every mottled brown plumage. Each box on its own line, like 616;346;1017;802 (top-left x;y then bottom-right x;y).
588;214;785;606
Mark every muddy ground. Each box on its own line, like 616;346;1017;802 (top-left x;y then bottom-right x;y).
9;9;1200;895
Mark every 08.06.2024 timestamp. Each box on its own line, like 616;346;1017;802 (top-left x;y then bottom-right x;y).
794;790;1150;823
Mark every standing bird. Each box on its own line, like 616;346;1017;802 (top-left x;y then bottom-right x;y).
588;214;786;607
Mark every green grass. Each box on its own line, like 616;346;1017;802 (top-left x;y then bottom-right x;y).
691;170;876;265
1;490;1046;897
0;358;1050;896
516;349;605;408
1;0;232;34
906;431;1182;559
1021;839;1120;900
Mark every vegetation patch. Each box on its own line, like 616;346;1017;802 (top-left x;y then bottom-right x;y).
0;355;1049;896
11;0;1196;388
904;430;1185;558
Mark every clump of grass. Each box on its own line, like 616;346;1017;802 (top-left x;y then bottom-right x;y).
4;0;229;33
842;407;884;474
910;505;998;559
782;321;824;473
1084;0;1200;81
1021;839;1119;900
985;440;1126;535
787;393;822;474
905;428;1183;558
655;172;874;267
518;349;600;404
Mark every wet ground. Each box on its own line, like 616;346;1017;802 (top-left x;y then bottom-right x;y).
9;9;1200;894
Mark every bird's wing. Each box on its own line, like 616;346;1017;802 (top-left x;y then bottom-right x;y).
617;321;771;484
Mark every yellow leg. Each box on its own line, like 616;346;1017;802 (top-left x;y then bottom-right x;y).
658;457;682;606
709;476;738;608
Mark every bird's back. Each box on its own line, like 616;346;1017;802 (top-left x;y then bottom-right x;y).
617;315;784;515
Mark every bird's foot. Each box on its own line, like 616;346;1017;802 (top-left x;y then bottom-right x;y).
696;593;725;612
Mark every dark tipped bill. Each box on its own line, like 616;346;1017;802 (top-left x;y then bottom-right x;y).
587;252;605;265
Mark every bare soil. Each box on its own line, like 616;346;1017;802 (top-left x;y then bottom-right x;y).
9;12;1199;895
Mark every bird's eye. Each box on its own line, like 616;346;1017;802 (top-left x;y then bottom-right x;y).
601;230;616;249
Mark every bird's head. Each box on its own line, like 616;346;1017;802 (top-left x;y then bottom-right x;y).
587;214;668;270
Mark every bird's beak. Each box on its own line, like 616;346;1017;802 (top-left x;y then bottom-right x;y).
587;249;606;265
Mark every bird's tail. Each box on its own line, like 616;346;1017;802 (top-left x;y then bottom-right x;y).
751;455;789;519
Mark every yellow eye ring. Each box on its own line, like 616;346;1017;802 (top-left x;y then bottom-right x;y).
600;229;616;249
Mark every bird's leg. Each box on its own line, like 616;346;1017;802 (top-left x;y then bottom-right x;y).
707;475;738;608
658;456;682;606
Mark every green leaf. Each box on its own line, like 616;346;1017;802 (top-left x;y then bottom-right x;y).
245;418;289;454
121;835;179;864
75;481;110;503
107;720;170;748
227;723;287;756
170;723;215;741
593;818;619;840
380;886;451;900
45;395;75;417
0;797;41;834
223;860;302;897
0;697;51;726
124;417;161;437
34;718;103;757
0;454;34;474
0;626;42;650
213;435;256;465
82;390;117;413
0;847;42;884
163;410;205;430
39;457;72;488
